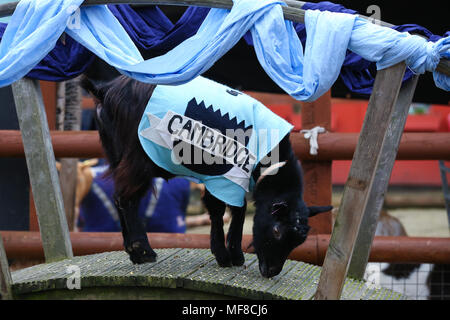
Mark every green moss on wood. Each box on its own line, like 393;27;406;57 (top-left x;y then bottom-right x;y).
10;249;408;300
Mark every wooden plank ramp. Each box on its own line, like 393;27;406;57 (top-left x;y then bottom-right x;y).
10;249;407;300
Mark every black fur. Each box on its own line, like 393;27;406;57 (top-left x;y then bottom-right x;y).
427;264;450;300
81;75;331;277
252;136;332;277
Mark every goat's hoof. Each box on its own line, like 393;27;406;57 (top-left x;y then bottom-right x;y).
126;240;157;264
230;249;245;266
212;248;232;267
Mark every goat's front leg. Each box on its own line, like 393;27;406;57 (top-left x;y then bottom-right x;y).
226;200;246;266
202;189;232;267
115;196;157;264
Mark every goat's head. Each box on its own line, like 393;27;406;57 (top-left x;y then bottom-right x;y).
252;158;331;278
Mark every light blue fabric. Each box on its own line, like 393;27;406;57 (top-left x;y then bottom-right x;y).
0;0;84;86
138;76;293;207
347;16;450;91
65;0;281;85
251;8;357;100
0;0;449;96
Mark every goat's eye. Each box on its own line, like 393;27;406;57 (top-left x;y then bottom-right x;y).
273;225;281;240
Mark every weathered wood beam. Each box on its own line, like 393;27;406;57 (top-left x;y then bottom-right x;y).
314;62;407;300
0;0;305;22
10;248;407;300
347;75;420;280
0;234;12;300
11;78;73;263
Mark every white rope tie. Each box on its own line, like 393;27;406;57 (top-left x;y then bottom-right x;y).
300;126;326;155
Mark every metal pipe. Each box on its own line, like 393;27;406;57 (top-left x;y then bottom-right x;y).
0;0;448;75
0;130;104;158
2;130;450;160
291;132;450;161
2;231;450;265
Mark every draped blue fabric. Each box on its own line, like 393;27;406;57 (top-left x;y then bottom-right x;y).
0;0;448;97
292;2;450;94
0;4;210;81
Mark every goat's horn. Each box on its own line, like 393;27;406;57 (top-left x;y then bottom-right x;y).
256;161;287;185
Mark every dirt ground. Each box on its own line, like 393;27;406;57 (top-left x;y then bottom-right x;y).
388;208;449;237
186;207;450;237
186;189;450;237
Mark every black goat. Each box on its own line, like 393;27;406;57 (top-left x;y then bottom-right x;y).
81;75;331;278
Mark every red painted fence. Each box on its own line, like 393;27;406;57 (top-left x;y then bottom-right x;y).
267;99;450;186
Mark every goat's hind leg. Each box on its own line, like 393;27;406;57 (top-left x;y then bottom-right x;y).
226;200;246;266
202;189;232;267
115;195;157;264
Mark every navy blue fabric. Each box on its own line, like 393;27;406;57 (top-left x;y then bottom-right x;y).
107;5;210;57
0;1;446;95
0;23;95;81
78;174;190;233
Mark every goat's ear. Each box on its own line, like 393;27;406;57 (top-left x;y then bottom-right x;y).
308;205;333;217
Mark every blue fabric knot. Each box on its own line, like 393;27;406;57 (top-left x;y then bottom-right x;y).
406;36;450;90
431;37;450;90
407;38;442;75
425;41;442;72
347;16;450;91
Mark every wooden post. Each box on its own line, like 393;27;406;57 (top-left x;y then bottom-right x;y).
438;160;450;226
314;62;407;300
347;75;420;280
58;78;82;231
0;234;12;300
29;81;57;232
12;78;73;262
301;91;333;234
56;82;66;131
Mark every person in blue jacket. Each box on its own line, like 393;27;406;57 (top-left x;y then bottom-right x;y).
77;164;191;233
